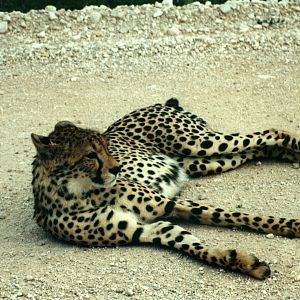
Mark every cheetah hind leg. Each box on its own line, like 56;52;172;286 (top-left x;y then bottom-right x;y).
138;221;270;280
173;200;300;238
177;146;300;177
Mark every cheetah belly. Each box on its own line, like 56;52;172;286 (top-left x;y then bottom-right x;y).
118;154;188;199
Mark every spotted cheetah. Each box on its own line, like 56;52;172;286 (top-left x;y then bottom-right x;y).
31;98;300;280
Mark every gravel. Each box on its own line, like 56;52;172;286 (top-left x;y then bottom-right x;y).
0;1;300;299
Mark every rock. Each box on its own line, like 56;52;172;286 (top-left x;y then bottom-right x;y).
162;0;173;7
219;3;232;14
125;289;134;296
168;25;181;36
0;21;8;34
257;74;275;79
45;5;56;12
89;11;101;23
266;233;275;239
291;268;300;282
153;9;163;18
48;12;57;20
20;21;27;28
0;212;6;219
239;23;249;33
292;162;299;169
37;31;46;38
253;24;263;30
111;10;125;19
3;15;11;22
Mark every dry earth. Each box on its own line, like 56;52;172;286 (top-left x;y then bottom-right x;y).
0;1;300;299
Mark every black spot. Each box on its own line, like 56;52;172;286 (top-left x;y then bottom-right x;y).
199;164;206;171
216;167;222;173
189;164;198;172
67;222;74;229
181;244;189;250
106;223;113;230
107;211;114;221
218;143;228;152
161;225;174;234
198;150;206;156
164;201;175;215
133;206;140;214
175;235;184;242
182;149;191;156
146;205;153;212
281;135;290;147
127;194;135;201
174;143;182;150
224;135;233;141
229;250;237;261
232;212;241;217
201;140;213;149
132;228;143;243
118;221;128;230
153;237;161;245
56;210;62;218
243;139;250;147
168;240;175;247
109;233;116;240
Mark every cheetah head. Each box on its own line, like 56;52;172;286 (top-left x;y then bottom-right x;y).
31;121;121;197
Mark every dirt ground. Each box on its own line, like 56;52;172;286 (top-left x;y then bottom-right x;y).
0;53;299;299
1;3;300;300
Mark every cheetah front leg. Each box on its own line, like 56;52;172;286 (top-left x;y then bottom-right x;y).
138;221;271;280
47;205;270;279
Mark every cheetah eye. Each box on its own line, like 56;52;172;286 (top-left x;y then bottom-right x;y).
85;152;98;160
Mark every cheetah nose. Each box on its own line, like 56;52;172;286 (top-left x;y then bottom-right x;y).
109;166;121;176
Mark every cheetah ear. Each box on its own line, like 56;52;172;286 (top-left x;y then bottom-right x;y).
54;121;76;131
31;134;59;160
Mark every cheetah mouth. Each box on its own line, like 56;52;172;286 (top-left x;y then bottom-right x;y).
91;177;117;187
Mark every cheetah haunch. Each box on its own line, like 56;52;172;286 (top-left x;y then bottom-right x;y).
31;99;300;280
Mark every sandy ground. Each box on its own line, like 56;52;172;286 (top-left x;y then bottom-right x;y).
0;3;300;299
0;54;299;299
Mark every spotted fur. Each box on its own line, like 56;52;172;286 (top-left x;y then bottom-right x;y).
31;99;300;280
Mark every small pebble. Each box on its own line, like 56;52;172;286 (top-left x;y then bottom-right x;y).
0;21;8;33
266;233;275;239
37;31;46;38
219;3;232;14
153;9;163;18
168;25;181;36
0;212;7;219
292;162;299;169
89;11;101;23
45;5;56;12
48;12;57;20
162;0;173;7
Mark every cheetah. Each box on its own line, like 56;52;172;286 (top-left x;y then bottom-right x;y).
31;98;300;280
